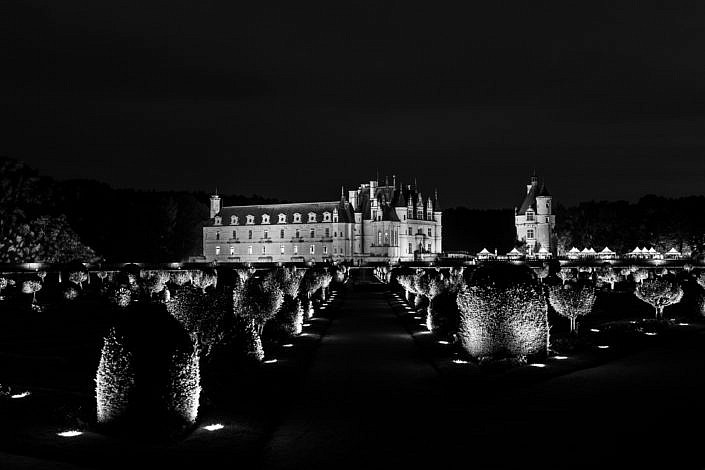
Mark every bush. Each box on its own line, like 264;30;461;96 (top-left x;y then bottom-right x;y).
95;303;200;433
457;282;548;360
112;286;132;308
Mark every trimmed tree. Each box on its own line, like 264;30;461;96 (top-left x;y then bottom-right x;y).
21;279;42;303
556;268;574;285
635;278;684;319
597;267;619;290
548;283;597;333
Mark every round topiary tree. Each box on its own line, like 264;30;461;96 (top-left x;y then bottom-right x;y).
21;279;42;304
113;286;132;308
300;269;325;318
396;273;417;302
69;271;88;289
171;270;192;287
635;278;684;319
268;267;305;337
548;283;597;333
633;269;649;285
534;265;550;284
191;270;217;292
556;268;575;286
597;267;619;290
233;276;284;361
95;303;200;434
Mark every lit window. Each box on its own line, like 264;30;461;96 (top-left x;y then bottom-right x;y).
230;215;238;225
332;209;338;222
408;242;412;254
308;212;316;223
527;211;535;222
325;228;330;237
278;213;286;223
323;246;328;254
384;232;389;244
310;245;315;254
264;230;269;239
248;230;252;239
378;231;382;245
427;243;431;252
215;246;220;255
262;214;270;224
214;216;222;225
294;245;298;254
280;229;285;238
230;246;235;256
296;229;300;238
248;245;253;255
293;213;301;223
310;229;315;238
527;229;535;239
323;212;331;222
246;215;254;225
280;245;285;254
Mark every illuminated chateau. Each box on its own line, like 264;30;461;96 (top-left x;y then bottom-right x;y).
514;174;556;255
203;178;442;264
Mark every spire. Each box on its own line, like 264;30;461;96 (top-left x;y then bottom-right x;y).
434;188;441;211
393;174;396;188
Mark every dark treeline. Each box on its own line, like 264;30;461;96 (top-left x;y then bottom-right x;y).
0;158;279;263
555;196;705;256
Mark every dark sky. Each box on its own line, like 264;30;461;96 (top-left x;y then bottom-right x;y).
2;1;704;208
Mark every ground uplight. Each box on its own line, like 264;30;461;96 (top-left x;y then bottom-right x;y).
263;359;278;364
590;328;600;333
282;343;293;348
678;322;689;326
57;430;82;437
11;391;31;399
452;359;469;364
553;356;568;360
438;340;450;345
303;323;311;327
644;332;657;336
530;363;546;368
597;345;610;349
203;424;224;432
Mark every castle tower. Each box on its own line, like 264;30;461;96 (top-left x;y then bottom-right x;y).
515;175;555;256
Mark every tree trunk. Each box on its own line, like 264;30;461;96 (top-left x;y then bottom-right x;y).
656;306;663;320
405;289;410;302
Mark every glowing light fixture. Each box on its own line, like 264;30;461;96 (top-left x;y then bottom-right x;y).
678;322;689;326
203;424;224;432
57;430;82;437
597;345;610;349
263;359;278;364
303;323;311;327
553;356;568;360
644;332;657;336
452;359;469;364
438;340;450;345
530;363;546;368
282;344;294;348
590;328;600;333
10;391;31;399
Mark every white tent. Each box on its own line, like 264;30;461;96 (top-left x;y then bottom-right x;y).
568;247;581;254
478;248;492;255
600;247;616;254
507;247;522;255
538;246;550;253
648;247;658;254
666;247;681;255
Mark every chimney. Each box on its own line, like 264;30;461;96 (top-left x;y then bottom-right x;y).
210;194;221;219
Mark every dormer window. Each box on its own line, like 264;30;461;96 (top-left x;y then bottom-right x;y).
230;215;238;225
246;215;254;225
323;212;331;222
214;216;222;225
526;211;535;222
332;208;338;222
278;213;286;224
308;212;316;223
262;214;270;224
293;213;302;223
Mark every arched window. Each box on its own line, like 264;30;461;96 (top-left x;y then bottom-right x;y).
246;215;254;225
294;245;298;254
278;213;286;224
526;210;535;222
296;229;300;238
230;215;238;225
215;246;220;255
264;230;269;239
293;213;301;223
248;245;253;254
377;231;382;245
216;232;220;240
310;229;315;238
262;214;270;224
310;244;315;254
230;246;235;256
214;216;222;225
332;209;338;222
308;212;317;223
323;212;331;222
280;244;285;254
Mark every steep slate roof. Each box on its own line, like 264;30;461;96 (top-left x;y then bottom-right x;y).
517;181;550;214
211;200;353;226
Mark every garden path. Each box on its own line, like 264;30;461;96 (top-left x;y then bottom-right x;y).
261;278;446;468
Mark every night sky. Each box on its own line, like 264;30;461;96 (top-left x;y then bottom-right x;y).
3;1;704;208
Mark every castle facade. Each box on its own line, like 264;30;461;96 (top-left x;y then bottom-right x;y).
514;175;556;255
202;178;442;264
